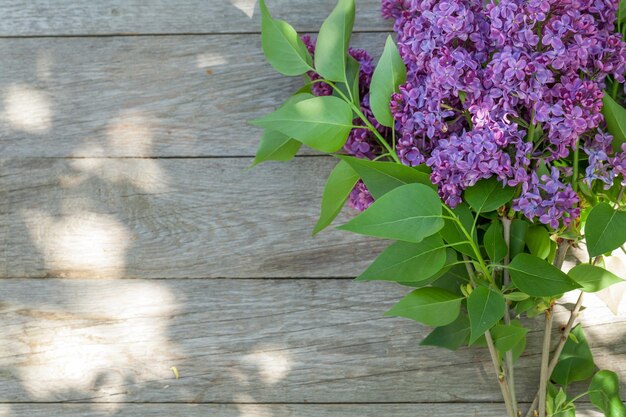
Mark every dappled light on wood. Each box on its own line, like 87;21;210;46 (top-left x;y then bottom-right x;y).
21;210;131;279
242;348;293;385
235;395;274;417
2;281;179;408
196;53;228;70
229;0;257;18
2;84;52;134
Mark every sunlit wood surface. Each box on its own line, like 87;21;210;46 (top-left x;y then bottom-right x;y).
0;1;624;416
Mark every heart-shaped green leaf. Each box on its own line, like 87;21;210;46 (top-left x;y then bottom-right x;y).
465;177;516;213
589;370;626;417
552;324;596;387
357;235;447;283
510;219;530;258
259;0;313;76
525;226;552;260
508;253;581;297
484;221;507;262
370;36;407;127
467;286;506;343
250;95;353;153
491;323;528;356
337;156;434;199
313;160;360;235
585;203;626;257
385;287;463;327
568;264;624;293
315;0;355;82
421;314;470;351
338;183;444;242
252;130;301;166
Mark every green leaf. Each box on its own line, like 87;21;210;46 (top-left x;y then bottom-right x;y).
357;235;447;283
259;0;313;76
619;0;626;23
552;324;596;387
509;320;528;362
465;177;516;213
586;203;626;257
396;248;458;288
602;92;626;152
252;93;312;166
484;221;507;262
337;156;435;199
313;160;359;235
510;219;529;258
553;406;576;417
421;314;470;351
315;0;355;82
508;253;581;297
504;292;529;301
370;36;407;127
338;183;444;243
568;264;624;293
429;262;470;294
491;323;528;355
467;286;506;343
589;370;626;417
252;130;301;166
250;95;353;153
385;287;463;326
525;226;552;260
439;203;476;258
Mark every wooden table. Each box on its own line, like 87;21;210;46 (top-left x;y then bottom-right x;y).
0;1;623;415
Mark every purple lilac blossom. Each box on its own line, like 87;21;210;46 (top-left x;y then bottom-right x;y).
381;0;626;228
348;180;375;211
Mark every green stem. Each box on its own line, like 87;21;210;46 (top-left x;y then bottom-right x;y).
572;138;580;193
538;308;553;417
442;205;491;279
316;79;401;164
500;217;518;416
612;78;619;100
528;110;536;141
485;330;517;417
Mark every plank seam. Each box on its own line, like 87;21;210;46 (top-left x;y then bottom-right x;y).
0;29;391;39
0;401;553;405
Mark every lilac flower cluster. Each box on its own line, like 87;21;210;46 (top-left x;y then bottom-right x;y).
380;0;626;227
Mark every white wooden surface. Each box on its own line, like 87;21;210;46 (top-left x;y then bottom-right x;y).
0;1;624;416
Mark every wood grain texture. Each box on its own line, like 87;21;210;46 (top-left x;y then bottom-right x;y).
0;34;385;158
0;278;624;404
0;157;387;279
0;0;391;37
0;404;607;417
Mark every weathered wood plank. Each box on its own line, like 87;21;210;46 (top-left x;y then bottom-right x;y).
0;157;387;278
0;279;624;404
0;404;606;417
0;1;391;36
0;34;385;157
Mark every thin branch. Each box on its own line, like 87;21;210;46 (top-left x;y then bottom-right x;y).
538;308;553;417
485;330;517;417
525;291;584;417
525;240;572;417
500;216;518;416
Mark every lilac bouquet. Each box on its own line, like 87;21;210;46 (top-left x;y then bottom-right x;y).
251;0;626;415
